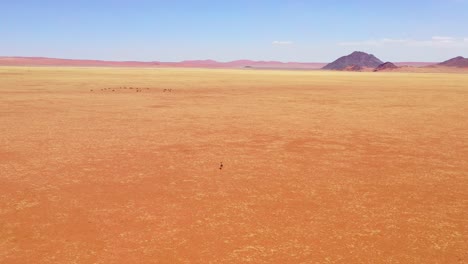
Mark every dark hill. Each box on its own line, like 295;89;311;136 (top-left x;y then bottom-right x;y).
323;51;383;70
374;62;399;72
438;56;468;68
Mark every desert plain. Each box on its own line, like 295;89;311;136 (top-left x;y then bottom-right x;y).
0;67;467;263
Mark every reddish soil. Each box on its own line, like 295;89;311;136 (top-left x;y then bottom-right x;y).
0;67;467;263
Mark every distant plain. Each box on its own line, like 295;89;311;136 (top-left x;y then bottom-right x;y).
1;67;467;263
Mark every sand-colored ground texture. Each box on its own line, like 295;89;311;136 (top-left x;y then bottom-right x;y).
0;67;467;263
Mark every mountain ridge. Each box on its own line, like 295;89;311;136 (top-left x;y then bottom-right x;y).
0;56;326;69
437;56;468;68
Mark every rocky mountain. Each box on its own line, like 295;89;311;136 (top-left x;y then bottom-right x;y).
437;56;468;68
374;62;399;72
323;51;383;70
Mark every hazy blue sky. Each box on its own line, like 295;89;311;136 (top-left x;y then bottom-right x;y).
2;0;468;62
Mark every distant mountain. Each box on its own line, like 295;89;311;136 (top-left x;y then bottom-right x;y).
323;51;383;70
0;56;159;67
0;56;326;69
437;56;468;68
0;55;446;70
374;62;399;72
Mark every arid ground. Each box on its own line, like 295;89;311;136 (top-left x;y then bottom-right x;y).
0;67;467;263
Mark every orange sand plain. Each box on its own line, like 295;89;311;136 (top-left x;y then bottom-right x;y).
0;67;467;263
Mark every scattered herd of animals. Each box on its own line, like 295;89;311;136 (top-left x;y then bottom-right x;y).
89;87;173;93
88;86;225;171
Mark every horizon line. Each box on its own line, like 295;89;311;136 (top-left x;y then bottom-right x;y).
0;55;440;64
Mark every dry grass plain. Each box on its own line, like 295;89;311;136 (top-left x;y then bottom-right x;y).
0;67;467;263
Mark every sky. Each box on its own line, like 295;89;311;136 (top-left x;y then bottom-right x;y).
2;0;468;62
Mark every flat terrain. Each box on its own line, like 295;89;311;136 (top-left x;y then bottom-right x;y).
0;67;467;263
